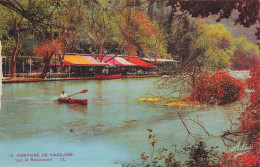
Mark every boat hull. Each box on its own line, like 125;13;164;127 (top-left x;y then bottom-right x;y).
95;74;121;79
58;98;88;105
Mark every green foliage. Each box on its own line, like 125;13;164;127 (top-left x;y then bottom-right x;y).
0;0;258;69
170;18;236;75
192;19;236;71
164;19;238;96
20;35;38;56
1;39;14;57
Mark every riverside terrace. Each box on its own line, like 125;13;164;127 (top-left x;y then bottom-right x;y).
2;54;179;83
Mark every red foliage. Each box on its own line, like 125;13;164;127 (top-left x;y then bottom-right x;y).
246;63;260;89
240;63;260;140
240;108;259;139
134;12;157;36
33;40;63;79
34;40;62;58
193;71;245;104
226;64;260;167
220;138;260;167
250;88;260;106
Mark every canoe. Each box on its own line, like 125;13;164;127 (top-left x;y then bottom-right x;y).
58;98;88;105
95;74;121;79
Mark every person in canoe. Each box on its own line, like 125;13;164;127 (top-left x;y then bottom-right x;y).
59;91;69;99
56;89;88;105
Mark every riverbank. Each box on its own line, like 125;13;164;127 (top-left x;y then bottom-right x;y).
2;74;160;83
2;70;249;84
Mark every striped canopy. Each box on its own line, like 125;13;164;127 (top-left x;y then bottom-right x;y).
63;55;108;66
102;56;136;66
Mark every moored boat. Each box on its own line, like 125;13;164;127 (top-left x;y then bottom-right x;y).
95;74;121;79
58;98;88;105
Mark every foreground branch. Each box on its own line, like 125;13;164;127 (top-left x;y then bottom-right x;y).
178;112;191;134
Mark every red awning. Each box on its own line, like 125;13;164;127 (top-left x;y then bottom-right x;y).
125;57;157;68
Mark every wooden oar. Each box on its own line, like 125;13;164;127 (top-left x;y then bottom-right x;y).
67;89;88;98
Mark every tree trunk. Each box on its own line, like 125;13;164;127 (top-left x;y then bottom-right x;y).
155;39;158;62
59;27;67;73
39;56;52;79
127;42;132;60
98;42;103;61
59;54;64;73
0;41;2;110
11;18;19;77
148;0;156;20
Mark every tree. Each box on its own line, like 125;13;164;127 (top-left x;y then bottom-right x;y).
82;0;121;60
0;5;27;77
231;37;260;70
0;41;2;109
51;0;98;72
34;40;62;79
165;0;259;34
158;0;259;58
116;7;169;59
193;19;236;71
0;0;99;74
160;19;237;98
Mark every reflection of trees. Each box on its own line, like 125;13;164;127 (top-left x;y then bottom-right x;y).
96;81;103;102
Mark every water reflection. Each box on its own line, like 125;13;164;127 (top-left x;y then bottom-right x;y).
0;78;245;166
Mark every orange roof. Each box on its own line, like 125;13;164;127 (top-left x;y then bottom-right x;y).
64;55;95;66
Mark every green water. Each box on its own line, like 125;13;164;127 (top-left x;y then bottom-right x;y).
0;78;244;166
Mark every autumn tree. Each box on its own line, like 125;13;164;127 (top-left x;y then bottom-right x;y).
116;6;169;60
34;40;62;79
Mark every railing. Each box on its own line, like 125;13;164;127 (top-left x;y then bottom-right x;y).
3;72;160;79
3;73;94;78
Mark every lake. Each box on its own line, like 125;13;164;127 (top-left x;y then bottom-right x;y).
0;77;245;167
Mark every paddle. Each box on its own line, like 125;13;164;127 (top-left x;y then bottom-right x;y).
54;89;88;102
67;89;88;98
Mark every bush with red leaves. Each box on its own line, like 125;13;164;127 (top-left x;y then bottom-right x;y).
246;63;260;89
193;71;245;105
240;63;260;141
220;138;260;167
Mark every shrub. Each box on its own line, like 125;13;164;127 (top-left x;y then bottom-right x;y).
185;141;220;167
246;63;260;89
240;64;260;141
193;71;245;105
